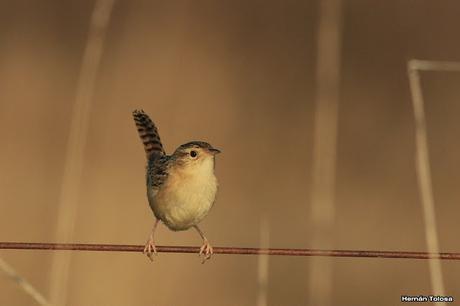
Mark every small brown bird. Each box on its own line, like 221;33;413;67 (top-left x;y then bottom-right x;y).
133;110;220;263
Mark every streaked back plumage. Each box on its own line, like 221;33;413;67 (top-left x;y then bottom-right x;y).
133;109;165;159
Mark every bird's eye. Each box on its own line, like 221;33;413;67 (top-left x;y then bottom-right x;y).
190;150;198;158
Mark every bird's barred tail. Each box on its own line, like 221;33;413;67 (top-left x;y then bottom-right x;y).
132;110;165;159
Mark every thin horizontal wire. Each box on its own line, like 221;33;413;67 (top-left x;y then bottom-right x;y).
1;242;460;260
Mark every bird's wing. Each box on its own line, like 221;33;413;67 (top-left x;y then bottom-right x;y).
147;155;171;189
132;109;166;159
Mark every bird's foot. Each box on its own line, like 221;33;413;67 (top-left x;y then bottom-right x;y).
199;239;213;264
143;237;157;261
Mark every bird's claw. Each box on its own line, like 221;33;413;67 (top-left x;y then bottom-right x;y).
143;238;157;261
199;240;213;264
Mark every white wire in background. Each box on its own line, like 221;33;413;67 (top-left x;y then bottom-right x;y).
408;59;460;306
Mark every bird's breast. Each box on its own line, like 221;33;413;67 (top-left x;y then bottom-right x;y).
150;159;218;231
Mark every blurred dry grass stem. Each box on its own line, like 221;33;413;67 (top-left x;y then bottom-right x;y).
409;60;460;72
0;257;51;306
256;216;270;306
407;59;460;305
49;0;116;305
308;0;343;305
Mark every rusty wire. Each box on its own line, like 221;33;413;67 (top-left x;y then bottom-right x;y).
1;242;460;260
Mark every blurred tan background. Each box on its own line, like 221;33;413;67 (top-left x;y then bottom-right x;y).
1;0;460;305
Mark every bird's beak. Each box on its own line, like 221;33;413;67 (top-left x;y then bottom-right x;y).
208;147;221;155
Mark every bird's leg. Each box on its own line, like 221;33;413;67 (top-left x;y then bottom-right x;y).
143;219;160;261
193;225;213;263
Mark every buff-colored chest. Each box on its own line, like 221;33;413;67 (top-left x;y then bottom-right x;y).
148;158;218;231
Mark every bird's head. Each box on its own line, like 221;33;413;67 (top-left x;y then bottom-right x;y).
172;141;221;169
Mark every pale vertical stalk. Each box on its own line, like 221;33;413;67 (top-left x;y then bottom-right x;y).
49;1;115;305
0;257;51;306
308;0;342;305
256;216;269;306
407;59;460;304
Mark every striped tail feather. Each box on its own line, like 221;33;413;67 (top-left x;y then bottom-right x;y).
132;109;165;159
